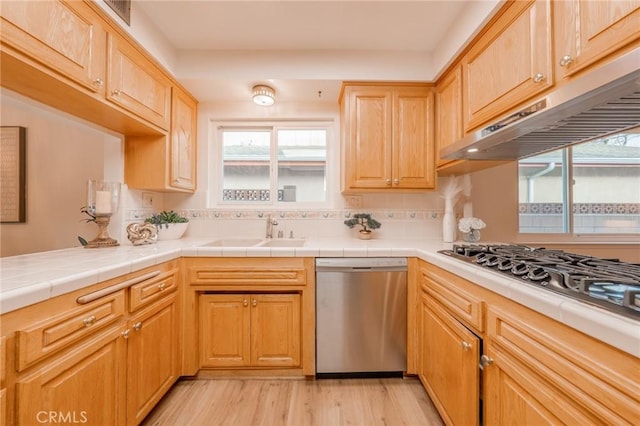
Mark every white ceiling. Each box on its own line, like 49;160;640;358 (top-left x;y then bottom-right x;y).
133;1;501;103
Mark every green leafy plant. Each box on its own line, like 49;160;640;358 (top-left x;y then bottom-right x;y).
77;206;97;246
144;210;189;229
344;213;381;232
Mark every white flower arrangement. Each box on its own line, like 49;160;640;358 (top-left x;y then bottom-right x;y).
458;217;486;233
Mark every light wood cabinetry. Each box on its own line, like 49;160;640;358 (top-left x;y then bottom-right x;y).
0;0;107;96
0;0;198;193
200;293;301;368
340;83;435;191
106;31;171;131
184;257;315;376
125;86;198;192
435;66;462;168
462;0;553;132
554;0;640;80
413;259;640;426
0;260;180;425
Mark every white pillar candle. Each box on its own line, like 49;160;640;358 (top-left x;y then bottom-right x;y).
95;190;112;214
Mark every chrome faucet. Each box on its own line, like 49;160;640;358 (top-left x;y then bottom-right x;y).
265;215;278;238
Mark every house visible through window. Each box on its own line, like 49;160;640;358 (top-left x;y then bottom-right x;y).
217;124;328;205
518;131;640;234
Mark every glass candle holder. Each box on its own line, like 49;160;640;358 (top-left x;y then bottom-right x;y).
85;180;121;248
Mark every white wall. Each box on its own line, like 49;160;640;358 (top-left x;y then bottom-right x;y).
0;90;126;257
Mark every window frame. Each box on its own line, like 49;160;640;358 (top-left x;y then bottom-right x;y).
210;120;333;209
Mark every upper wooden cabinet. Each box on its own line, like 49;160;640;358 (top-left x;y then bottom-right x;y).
0;0;107;95
170;88;198;191
462;0;553;132
554;0;640;80
435;66;462;168
341;84;435;191
106;31;172;131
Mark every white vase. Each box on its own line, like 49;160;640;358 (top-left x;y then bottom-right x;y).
442;210;456;243
156;223;188;240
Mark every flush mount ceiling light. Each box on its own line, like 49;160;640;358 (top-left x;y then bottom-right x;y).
252;84;276;106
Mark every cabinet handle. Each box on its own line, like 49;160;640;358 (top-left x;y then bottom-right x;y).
480;354;494;368
252;299;257;307
133;322;143;331
122;329;130;339
461;341;472;351
93;78;104;87
243;299;249;307
158;282;166;291
559;55;573;67
532;73;545;83
393;178;399;185
386;179;392;186
82;315;96;327
111;89;121;96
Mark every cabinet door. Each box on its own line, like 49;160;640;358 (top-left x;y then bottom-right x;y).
199;294;251;368
419;294;479;426
436;66;462;167
106;32;171;130
463;0;552;131
0;0;106;94
344;88;393;189
393;90;435;188
170;88;198;191
555;0;640;79
127;294;179;425
251;294;301;367
15;325;127;425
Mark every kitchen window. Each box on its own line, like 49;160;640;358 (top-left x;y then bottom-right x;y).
214;124;328;206
518;132;640;234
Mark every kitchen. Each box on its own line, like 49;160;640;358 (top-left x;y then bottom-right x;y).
1;0;639;425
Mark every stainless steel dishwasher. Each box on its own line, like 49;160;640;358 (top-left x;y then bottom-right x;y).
315;257;407;376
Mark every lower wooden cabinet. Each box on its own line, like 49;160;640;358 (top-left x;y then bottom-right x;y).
199;293;301;369
419;292;479;426
15;324;128;425
127;293;179;425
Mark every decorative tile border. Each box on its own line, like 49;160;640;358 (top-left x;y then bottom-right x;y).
519;203;639;215
126;209;442;222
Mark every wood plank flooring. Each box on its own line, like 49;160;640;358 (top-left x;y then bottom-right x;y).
142;377;444;426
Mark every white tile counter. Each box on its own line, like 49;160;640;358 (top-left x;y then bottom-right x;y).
1;237;638;357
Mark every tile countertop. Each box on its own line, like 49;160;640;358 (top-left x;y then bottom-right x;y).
1;237;638;358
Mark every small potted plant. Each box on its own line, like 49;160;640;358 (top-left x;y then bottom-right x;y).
344;213;382;240
145;210;189;240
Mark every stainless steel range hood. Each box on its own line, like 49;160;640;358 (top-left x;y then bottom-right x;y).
441;48;640;161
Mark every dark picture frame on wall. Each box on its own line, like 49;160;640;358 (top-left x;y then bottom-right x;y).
1;126;26;223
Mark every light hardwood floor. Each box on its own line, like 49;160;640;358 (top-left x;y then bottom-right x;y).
143;377;444;426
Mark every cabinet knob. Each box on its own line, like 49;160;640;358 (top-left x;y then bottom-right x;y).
533;73;545;83
461;341;472;351
93;78;104;87
122;329;130;339
480;354;494;368
111;89;121;96
243;299;249;307
559;55;573;67
386;179;392;186
133;322;143;331
82;315;96;327
158;282;166;291
393;178;399;185
252;299;258;307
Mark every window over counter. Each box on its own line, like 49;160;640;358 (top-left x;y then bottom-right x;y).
518;132;640;234
213;123;329;206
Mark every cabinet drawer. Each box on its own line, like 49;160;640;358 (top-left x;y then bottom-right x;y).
16;290;125;371
189;258;308;287
420;266;483;332
129;270;177;312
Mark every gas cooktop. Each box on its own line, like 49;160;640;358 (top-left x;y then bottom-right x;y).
439;244;640;320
